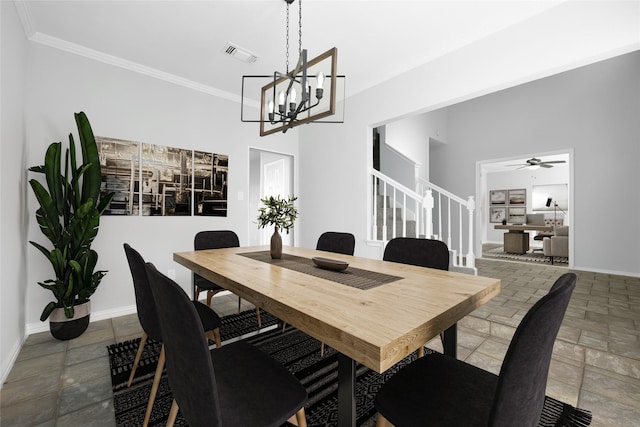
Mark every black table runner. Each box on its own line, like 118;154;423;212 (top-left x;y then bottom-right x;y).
239;251;402;290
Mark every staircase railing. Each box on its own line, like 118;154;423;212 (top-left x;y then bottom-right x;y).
370;170;476;270
371;169;423;240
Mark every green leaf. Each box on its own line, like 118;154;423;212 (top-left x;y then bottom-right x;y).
40;302;58;322
29;241;51;261
43;143;64;215
63;304;75;319
75;112;101;204
29;179;62;245
69;260;82;273
29;165;45;174
63;273;74;300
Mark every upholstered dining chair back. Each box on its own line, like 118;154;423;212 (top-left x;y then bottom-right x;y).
489;272;576;426
374;272;577;427
123;243;162;342
195;230;240;251
146;262;223;427
194;230;240;302
316;231;356;256
383;237;449;271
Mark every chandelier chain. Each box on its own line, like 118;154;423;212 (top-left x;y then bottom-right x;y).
285;1;290;72
298;0;302;56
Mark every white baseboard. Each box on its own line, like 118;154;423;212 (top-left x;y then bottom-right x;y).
572;265;640;279
0;336;26;390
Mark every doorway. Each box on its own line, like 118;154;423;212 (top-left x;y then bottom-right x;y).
476;150;573;267
248;148;295;246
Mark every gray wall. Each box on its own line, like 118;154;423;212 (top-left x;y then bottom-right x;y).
298;3;639;265
433;51;640;275
1;1;29;384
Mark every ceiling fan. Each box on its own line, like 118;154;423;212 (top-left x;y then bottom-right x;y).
506;157;566;169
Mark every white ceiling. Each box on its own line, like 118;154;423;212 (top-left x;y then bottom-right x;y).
17;0;574;101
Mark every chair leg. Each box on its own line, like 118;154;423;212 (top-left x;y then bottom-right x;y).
143;345;165;427
320;342;325;357
206;290;213;307
295;407;307;427
166;399;180;427
238;296;242;313
256;307;262;328
282;322;287;333
376;412;393;427
205;328;222;348
194;286;202;302
417;346;425;358
127;332;148;387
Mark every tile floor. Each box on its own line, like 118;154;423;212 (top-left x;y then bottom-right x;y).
1;258;639;426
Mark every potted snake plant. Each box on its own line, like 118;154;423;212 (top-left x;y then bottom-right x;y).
257;195;298;259
28;112;114;340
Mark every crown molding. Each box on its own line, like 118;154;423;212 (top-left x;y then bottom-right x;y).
13;0;35;39
31;32;246;104
12;1;254;106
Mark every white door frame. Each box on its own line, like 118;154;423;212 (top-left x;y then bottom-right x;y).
475;148;574;268
248;147;296;247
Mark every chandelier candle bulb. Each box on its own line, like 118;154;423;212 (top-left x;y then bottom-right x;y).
316;71;324;99
289;87;297;113
278;90;286;114
268;100;275;121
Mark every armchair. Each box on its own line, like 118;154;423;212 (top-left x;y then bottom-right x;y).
543;226;569;264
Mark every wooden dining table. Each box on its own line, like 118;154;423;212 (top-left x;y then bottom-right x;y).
174;245;501;427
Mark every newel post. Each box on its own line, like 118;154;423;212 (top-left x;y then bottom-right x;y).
423;189;434;239
466;196;476;268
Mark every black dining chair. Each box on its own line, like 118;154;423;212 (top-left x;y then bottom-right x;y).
374;272;577;427
316;231;356;256
123;243;222;427
194;230;263;327
383;237;449;270
383;237;449;356
145;262;308;427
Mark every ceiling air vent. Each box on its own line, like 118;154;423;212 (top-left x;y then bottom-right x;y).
222;43;258;63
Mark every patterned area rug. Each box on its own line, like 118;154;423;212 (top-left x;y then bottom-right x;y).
483;246;569;265
109;312;591;427
108;309;278;391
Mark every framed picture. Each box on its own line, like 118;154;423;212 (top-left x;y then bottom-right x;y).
508;189;526;205
508;207;526;224
490;207;507;223
490;190;507;205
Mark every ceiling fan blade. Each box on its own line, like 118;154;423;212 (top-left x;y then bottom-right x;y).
505;163;526;167
540;164;553;168
540;160;566;164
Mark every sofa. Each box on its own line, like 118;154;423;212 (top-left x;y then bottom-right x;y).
543;225;568;264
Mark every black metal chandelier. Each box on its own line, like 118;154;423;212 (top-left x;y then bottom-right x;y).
241;0;344;137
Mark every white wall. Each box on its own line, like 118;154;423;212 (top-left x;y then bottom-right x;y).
297;1;640;274
1;1;29;386
433;51;639;276
22;42;299;332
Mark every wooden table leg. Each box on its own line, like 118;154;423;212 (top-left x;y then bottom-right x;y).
338;352;356;427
